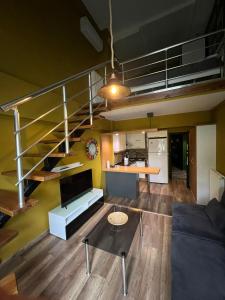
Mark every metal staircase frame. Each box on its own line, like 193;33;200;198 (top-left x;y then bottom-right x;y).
0;60;111;209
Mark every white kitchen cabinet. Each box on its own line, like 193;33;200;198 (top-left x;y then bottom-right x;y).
126;132;146;149
113;133;126;153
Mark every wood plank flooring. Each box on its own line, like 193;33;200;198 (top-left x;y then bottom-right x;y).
0;204;172;300
105;179;195;216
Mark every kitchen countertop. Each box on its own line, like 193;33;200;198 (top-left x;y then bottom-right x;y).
102;166;160;175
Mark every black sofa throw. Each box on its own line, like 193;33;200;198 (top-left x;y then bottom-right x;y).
205;198;225;232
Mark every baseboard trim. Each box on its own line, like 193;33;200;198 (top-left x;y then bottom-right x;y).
0;230;49;277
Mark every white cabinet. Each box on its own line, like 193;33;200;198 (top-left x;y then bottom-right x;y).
113;133;126;153
49;188;103;240
126;132;146;149
196;125;216;205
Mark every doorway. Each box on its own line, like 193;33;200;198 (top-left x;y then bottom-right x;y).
169;132;189;187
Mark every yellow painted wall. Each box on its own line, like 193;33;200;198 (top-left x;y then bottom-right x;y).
0;1;109;121
213;100;225;176
112;111;213;131
0;115;111;261
0;1;108;90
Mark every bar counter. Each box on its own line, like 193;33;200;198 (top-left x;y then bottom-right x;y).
102;166;160;175
103;166;160;199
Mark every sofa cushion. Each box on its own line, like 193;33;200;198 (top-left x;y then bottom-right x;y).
205;198;225;232
172;203;205;218
173;213;225;242
220;190;225;207
172;231;225;300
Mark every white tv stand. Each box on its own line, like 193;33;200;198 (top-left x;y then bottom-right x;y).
48;188;104;240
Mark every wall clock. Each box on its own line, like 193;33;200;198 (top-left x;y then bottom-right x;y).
86;138;98;160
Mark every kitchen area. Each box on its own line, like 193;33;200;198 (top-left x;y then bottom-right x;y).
101;129;169;201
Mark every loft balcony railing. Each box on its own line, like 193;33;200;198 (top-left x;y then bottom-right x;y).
119;29;225;95
0;29;224;210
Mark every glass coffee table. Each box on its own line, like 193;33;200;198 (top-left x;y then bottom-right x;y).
83;205;143;296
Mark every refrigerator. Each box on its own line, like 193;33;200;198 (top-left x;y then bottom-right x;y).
148;136;168;184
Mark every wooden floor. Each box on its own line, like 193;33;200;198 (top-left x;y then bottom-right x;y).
105;179;195;216
0;204;172;300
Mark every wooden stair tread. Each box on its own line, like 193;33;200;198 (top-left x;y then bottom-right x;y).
38;137;81;144
2;170;61;181
23;152;76;158
0;229;18;248
0;273;18;295
55;124;93;133
77;107;106;115
0;190;38;217
69;115;105;123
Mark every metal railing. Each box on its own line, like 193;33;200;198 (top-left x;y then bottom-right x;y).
0;60;110;208
119;29;225;94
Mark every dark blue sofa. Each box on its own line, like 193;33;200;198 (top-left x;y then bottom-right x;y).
172;196;225;300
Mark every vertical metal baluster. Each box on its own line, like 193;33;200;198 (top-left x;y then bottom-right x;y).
121;252;127;296
140;212;143;237
13;108;25;208
165;49;168;88
88;72;93;126
62;85;69;154
223;33;225;78
121;63;125;84
104;65;108;108
85;239;90;275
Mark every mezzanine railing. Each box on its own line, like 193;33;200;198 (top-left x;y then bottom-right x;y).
119;29;225;95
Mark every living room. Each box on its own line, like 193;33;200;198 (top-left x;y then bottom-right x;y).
0;1;225;299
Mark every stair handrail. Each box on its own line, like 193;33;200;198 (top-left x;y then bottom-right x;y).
15;101;103;186
0;60;110;112
0;60;110;209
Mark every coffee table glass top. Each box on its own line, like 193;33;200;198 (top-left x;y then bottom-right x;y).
83;205;141;257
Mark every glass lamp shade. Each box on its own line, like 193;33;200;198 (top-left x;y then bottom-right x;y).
98;73;131;100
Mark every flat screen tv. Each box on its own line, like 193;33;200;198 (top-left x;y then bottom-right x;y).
60;169;93;208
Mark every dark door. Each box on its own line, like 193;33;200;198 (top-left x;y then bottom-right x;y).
169;132;189;187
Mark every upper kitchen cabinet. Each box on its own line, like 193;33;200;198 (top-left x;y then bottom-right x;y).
126;132;146;149
113;133;126;153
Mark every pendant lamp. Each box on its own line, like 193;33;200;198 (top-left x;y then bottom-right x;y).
98;0;131;100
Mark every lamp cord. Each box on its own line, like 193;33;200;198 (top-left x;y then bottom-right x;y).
109;0;114;70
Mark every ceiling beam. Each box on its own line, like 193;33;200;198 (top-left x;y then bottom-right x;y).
109;79;225;110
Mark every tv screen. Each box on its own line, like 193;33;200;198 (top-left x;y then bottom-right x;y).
60;169;93;207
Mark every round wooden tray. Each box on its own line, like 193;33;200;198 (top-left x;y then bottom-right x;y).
107;212;128;226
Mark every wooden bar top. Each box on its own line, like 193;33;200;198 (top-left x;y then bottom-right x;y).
102;166;160;175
